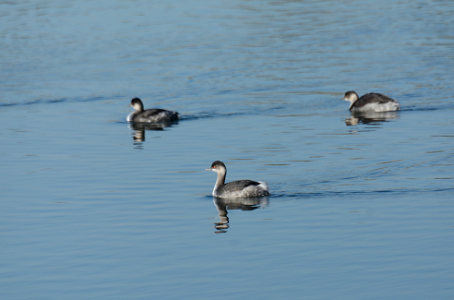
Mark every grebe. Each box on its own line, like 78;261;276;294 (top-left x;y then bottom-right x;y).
127;97;179;123
343;91;400;113
206;160;269;199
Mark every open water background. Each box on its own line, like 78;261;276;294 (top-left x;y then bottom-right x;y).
1;0;454;299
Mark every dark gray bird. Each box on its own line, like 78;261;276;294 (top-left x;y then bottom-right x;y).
343;91;400;113
206;160;269;199
127;97;179;123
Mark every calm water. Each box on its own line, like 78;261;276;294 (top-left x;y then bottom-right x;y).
1;0;454;299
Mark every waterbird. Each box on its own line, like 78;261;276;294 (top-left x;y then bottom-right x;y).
206;160;269;199
343;91;400;113
127;97;179;123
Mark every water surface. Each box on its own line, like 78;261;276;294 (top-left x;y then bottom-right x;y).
1;1;454;299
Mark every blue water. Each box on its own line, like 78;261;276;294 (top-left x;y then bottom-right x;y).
1;1;454;299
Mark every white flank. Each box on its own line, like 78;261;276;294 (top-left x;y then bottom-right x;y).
214;181;269;199
353;102;400;113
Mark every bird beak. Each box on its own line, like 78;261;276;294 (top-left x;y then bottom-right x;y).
205;168;212;171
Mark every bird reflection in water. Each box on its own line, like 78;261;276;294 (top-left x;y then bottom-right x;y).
129;120;178;143
213;196;268;234
345;111;399;126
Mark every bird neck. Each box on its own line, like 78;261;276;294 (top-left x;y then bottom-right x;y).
133;103;144;112
214;169;226;190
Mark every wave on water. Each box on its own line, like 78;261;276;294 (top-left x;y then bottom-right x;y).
399;103;454;112
0;95;124;108
271;186;454;199
180;105;285;121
